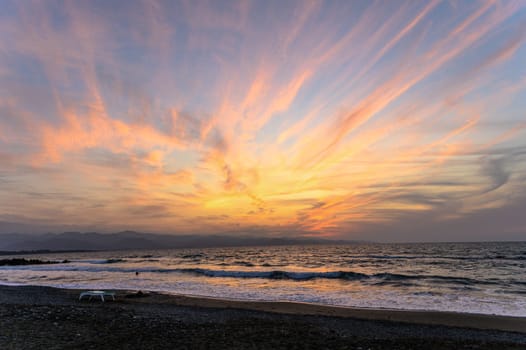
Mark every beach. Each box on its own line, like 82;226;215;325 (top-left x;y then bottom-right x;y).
1;285;525;349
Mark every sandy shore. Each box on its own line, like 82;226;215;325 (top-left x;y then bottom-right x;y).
1;285;525;349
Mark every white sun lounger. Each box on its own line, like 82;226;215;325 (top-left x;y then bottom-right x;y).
79;290;115;302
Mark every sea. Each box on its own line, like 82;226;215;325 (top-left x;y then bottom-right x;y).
1;242;525;317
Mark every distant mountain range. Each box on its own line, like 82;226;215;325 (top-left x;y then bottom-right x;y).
0;231;355;252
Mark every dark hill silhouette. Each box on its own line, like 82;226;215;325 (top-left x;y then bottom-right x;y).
0;231;356;252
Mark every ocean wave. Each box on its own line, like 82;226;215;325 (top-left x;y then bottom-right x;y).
171;268;500;286
3;263;519;287
174;268;369;280
88;258;126;264
181;254;204;259
344;254;526;261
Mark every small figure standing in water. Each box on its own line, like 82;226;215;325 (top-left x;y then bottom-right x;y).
135;271;139;276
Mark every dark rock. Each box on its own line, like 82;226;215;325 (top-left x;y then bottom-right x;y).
124;291;149;298
0;258;70;266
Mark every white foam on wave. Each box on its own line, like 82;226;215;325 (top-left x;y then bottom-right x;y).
1;267;525;317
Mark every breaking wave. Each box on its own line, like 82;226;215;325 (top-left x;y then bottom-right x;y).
171;268;507;286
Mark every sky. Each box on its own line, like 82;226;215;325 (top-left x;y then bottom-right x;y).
0;0;525;242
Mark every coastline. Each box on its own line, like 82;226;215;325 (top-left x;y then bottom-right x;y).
1;285;525;349
156;292;526;333
2;284;525;332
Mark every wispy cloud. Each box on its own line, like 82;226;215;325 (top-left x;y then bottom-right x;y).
0;0;525;240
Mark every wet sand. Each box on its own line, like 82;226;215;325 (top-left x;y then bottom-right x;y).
1;285;525;349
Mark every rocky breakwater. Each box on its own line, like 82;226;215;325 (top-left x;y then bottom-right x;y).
0;258;69;266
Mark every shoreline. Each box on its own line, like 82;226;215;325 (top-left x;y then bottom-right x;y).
158;292;526;333
2;284;526;332
1;284;526;349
